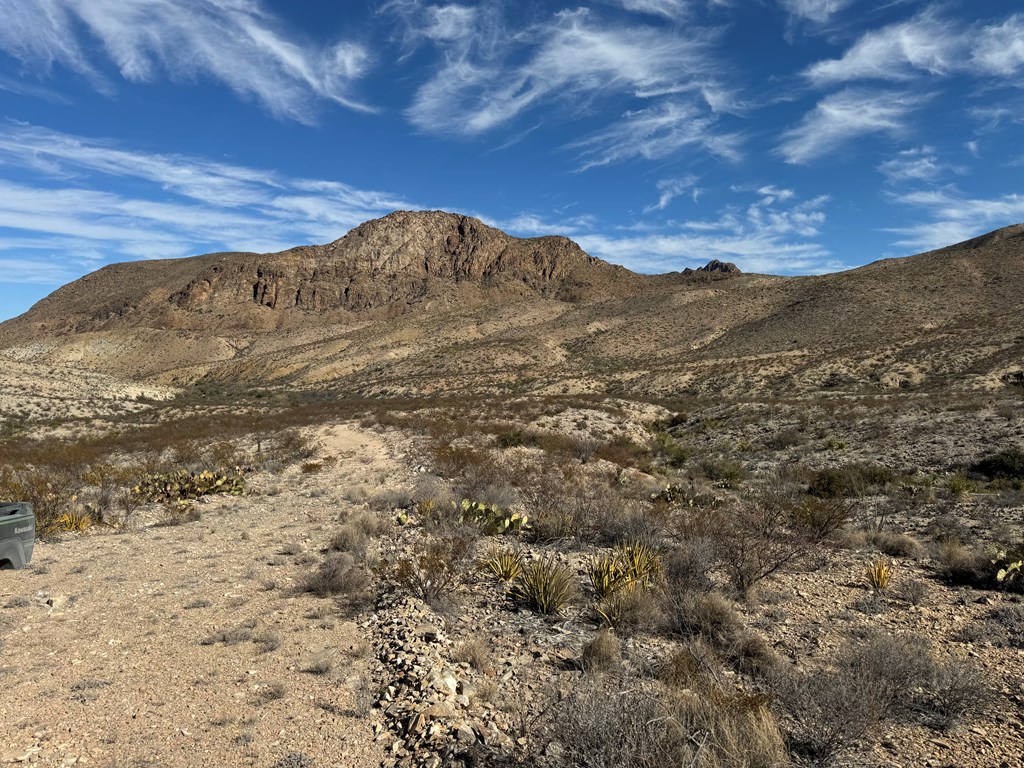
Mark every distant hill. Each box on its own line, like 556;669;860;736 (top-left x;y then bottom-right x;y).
1;211;1021;398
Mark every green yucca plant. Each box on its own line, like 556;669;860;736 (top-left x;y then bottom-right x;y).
512;556;576;615
482;546;525;582
588;541;663;598
867;558;892;591
588;552;627;598
615;540;663;586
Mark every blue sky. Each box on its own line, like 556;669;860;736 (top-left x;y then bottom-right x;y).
0;0;1022;321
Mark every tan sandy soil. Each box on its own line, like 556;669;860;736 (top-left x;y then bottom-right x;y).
0;424;411;768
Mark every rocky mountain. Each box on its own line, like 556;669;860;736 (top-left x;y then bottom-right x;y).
0;211;1021;398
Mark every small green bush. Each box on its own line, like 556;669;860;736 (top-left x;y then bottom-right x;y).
971;447;1024;481
808;464;895;498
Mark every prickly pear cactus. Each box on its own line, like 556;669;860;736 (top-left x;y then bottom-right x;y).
134;469;245;502
457;499;528;535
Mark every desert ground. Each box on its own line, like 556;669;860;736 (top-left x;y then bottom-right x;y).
1;381;1022;768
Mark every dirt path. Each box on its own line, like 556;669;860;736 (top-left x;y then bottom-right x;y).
0;423;413;768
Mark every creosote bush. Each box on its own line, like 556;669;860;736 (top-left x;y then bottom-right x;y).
771;632;987;765
392;533;473;606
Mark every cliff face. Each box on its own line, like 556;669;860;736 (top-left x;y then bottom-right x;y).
168;211;631;315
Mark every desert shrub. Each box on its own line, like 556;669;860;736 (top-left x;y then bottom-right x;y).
715;498;807;599
808;464;895;498
700;458;747;487
788;497;850;544
580;629;621;673
300;553;373;604
928;661;990;731
201;626;255;646
772;633;938;766
329;523;369;557
985;604;1024;647
971;447;1024;481
596;587;664;635
156;501;201;526
392;533;473;606
662;590;743;649
898;578;929;606
934;541;996;589
300;461;323;474
551;677;787;768
496;429;532;449
593;436;648;468
946;473;975;498
651;432;691;467
0;465;76;536
766;429;804;450
926;512;971;544
511;556;576;614
865;531;924;558
663;539;717;594
591;496;663;547
729;631;779;677
658;641;720;689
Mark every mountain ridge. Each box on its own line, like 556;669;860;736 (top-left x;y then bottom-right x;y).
1;211;1022;398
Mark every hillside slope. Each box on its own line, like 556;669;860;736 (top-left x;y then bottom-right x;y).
1;212;1021;397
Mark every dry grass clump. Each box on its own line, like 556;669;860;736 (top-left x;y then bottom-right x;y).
580;629;621;673
551;676;787;768
299;552;373;605
864;531;924;558
452;636;491;673
596;587;664;635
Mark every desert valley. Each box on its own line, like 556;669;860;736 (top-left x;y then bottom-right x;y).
1;211;1022;768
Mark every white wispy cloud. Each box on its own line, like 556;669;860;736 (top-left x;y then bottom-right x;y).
779;0;856;24
571;101;742;169
971;14;1024;76
577;189;836;273
393;3;736;167
612;0;690;21
0;123;414;283
405;7;722;133
877;145;944;184
886;187;1024;251
0;0;374;121
806;10;1024;86
779;88;922;164
645;176;700;212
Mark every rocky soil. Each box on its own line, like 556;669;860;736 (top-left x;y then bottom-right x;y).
3;410;1023;768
